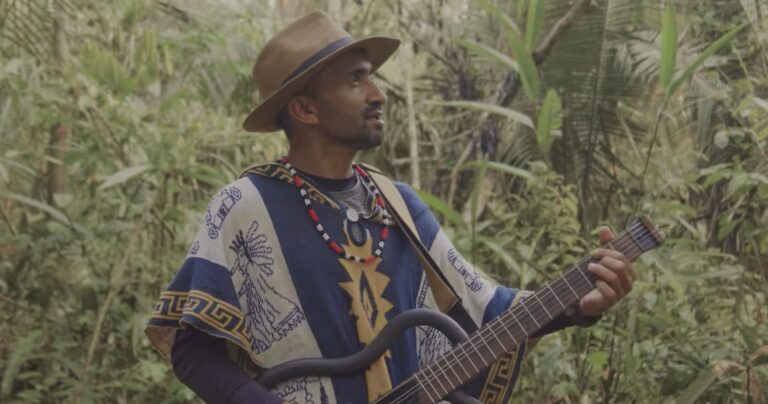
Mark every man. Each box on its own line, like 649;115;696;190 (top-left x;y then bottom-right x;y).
146;11;636;403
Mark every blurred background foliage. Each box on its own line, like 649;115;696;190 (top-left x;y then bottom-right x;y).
0;0;766;402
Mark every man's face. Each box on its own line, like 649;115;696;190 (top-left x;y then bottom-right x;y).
303;50;387;150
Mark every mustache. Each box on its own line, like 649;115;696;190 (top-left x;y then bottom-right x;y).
363;102;382;117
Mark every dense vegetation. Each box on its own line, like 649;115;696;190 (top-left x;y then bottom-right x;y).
1;0;766;402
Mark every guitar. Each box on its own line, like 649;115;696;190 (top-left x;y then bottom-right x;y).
257;216;664;403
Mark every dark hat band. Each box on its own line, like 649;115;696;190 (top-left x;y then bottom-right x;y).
281;36;353;85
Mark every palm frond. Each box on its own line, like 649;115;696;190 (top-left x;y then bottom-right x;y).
0;0;75;60
535;0;660;227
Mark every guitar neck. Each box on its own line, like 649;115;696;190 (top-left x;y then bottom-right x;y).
377;216;663;404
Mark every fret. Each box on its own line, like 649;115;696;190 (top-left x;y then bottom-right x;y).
429;362;449;398
443;350;464;384
546;283;567;310
575;263;594;290
457;342;480;373
498;316;519;345
433;355;460;394
471;340;490;367
513;312;530;337
615;234;634;255
560;276;580;300
447;349;470;380
485;322;507;352
415;371;437;403
520;302;541;328
629;228;647;253
477;333;496;362
533;293;553;319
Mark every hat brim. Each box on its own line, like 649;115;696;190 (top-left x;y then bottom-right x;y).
242;36;401;133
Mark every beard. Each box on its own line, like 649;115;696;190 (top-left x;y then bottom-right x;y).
353;119;384;150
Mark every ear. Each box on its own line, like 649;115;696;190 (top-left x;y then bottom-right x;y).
286;95;320;126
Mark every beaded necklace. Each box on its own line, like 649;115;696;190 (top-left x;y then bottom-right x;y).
280;157;393;263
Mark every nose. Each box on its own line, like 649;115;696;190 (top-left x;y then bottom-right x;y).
367;78;387;106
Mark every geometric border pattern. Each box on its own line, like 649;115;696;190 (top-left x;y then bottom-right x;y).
478;347;523;404
151;289;253;351
239;163;340;209
477;292;532;403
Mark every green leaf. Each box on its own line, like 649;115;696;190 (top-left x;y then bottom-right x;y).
536;89;561;156
675;368;718;404
461;160;534;181
469;157;488;257
415;189;467;230
457;39;519;72
99;164;153;190
4;193;71;225
659;3;677;90
477;236;521;274
2;330;44;396
587;351;609;369
525;0;544;50
507;31;541;100
475;0;520;35
438;100;534;128
667;22;748;97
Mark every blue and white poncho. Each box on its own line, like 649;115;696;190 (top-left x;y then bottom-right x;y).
146;164;528;403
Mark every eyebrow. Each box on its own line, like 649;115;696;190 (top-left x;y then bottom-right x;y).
348;62;372;78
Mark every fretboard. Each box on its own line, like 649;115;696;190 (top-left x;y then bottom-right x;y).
380;216;663;404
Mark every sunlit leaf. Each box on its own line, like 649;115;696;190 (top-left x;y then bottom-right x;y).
668;22;748;97
4;193;71;225
525;0;544;50
415;189;467;230
507;31;541;101
438;100;534;128
461;160;534;181
536;89;562;156
659;3;677;90
458;39;519;72
475;0;521;35
99;164;153;190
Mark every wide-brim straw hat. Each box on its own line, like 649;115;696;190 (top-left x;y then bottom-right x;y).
243;11;400;132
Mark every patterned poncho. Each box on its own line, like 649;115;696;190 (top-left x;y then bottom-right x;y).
146;164;527;403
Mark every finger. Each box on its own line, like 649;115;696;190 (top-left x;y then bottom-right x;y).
598;226;614;245
600;256;633;293
593;249;637;283
589;262;626;298
595;280;618;306
592;248;630;264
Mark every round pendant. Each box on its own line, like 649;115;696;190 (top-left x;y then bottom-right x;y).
346;209;360;223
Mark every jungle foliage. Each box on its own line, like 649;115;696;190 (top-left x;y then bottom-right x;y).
0;0;766;403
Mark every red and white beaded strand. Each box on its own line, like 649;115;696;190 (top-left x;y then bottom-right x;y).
281;157;392;263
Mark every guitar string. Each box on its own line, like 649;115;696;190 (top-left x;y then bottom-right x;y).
391;225;655;404
408;225;655;403
391;225;654;404
404;230;652;404
387;223;657;403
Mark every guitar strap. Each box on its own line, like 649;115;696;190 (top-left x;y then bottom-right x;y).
360;164;528;404
359;164;475;326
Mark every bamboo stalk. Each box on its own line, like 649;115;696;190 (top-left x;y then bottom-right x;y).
402;41;421;189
